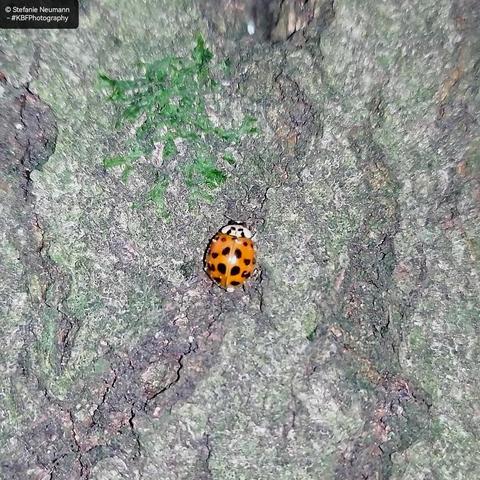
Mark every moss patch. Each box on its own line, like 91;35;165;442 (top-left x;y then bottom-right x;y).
100;35;257;212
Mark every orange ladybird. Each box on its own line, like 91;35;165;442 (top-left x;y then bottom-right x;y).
204;224;256;292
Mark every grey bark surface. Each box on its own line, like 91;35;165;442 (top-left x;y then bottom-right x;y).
0;0;479;479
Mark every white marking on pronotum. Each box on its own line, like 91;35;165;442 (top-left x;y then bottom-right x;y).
221;224;252;239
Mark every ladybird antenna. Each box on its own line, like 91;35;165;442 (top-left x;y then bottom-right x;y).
221;212;252;228
222;212;235;223
222;213;243;226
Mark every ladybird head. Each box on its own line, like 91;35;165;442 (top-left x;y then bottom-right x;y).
221;223;252;239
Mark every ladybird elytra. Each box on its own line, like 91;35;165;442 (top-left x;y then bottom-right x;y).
204;224;256;292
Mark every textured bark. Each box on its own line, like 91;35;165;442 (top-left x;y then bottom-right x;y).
0;1;479;479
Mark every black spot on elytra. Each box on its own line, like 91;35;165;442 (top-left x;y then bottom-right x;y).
213;277;221;282
230;281;240;286
211;252;218;258
208;263;215;271
244;259;251;266
243;241;248;246
218;263;226;274
234;249;242;258
221;237;227;242
222;247;231;255
241;271;250;278
231;266;240;276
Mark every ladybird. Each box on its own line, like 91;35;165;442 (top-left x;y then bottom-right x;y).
204;223;256;292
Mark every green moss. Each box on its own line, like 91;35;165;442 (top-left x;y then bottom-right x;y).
146;176;170;217
1;380;20;425
93;357;111;375
100;35;257;212
408;325;426;349
223;152;236;165
34;308;58;378
302;307;319;341
377;55;394;69
305;330;315;341
396;419;480;479
30;308;83;397
465;141;480;174
0;240;22;271
184;155;227;201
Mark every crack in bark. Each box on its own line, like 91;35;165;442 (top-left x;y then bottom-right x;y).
6;80;80;380
205;309;223;339
319;122;434;477
69;411;87;479
335;357;431;480
145;341;195;403
17;92;34;200
203;433;213;478
90;369;119;423
56;306;81;372
128;406;142;459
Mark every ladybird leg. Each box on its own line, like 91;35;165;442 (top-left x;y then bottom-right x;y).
249;265;261;281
